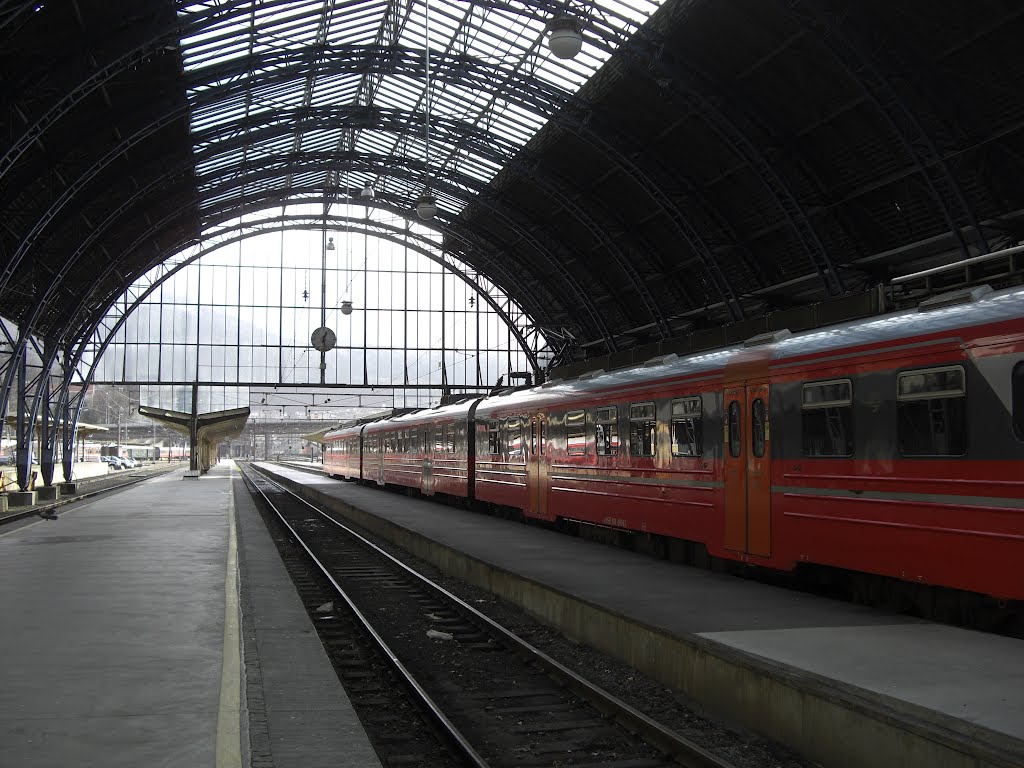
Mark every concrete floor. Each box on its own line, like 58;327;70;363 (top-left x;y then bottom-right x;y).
0;462;382;768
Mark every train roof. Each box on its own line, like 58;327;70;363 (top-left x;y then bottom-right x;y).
476;283;1024;413
324;398;482;440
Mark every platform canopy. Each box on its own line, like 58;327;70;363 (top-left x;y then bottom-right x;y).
1;0;1022;362
138;405;250;472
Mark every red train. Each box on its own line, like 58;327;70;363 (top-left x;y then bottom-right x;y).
324;284;1024;602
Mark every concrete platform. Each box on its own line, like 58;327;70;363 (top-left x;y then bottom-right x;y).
257;462;1024;768
0;462;381;768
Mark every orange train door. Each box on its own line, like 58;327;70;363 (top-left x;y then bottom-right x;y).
525;413;549;519
723;383;771;557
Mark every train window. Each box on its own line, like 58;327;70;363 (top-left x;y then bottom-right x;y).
530;419;537;455
445;423;456;453
751;398;766;458
629;402;657;457
595;407;619;456
488;421;500;455
566;410;587;456
539;418;546;455
802;379;853;457
670;397;702;457
728;401;741;458
505;418;523;458
433;426;443;453
897;366;966;456
1015;363;1024;440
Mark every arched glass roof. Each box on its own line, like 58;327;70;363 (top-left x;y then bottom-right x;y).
179;0;664;221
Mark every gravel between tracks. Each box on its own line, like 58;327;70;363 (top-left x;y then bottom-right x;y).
315;498;818;768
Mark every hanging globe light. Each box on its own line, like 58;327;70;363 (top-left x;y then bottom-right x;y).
546;17;583;60
340;300;353;316
415;194;437;221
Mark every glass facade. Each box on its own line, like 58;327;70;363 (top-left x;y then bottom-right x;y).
88;210;545;411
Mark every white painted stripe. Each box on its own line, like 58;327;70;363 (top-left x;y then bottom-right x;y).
216;465;242;768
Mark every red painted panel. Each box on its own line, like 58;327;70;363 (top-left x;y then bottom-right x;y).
723;387;746;552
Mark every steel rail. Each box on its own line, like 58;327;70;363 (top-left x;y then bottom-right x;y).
0;464;183;526
240;464;491;768
246;462;737;768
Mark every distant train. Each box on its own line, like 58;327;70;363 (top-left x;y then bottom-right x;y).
100;444;160;461
324;284;1024;603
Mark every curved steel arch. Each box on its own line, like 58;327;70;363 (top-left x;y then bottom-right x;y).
576;5;847;297
39;151;598;351
191;112;672;336
65;199;557;370
197;179;620;348
47;211;555;481
775;0;990;260
0;0;262;183
4;46;627;343
83;217;543;380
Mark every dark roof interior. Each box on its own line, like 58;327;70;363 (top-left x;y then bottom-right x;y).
2;0;1022;371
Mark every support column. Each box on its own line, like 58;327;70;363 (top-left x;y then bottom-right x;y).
61;380;79;482
38;340;57;486
15;340;31;491
188;381;199;475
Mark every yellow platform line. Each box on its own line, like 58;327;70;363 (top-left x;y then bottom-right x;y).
216;464;243;768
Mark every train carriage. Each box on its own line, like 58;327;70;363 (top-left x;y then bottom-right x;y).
323;424;363;480
361;401;478;497
322;284;1024;601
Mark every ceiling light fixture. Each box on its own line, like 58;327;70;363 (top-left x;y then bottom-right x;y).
360;185;375;199
546;17;583;60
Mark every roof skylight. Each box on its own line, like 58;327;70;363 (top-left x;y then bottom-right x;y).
178;0;664;224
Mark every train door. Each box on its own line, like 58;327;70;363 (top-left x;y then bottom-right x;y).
525;413;549;519
723;383;772;557
422;427;434;495
374;434;385;485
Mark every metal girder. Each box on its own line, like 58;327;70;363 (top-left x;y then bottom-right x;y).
15;335;29;490
776;0;990;260
478;0;845;297
59;346;82;483
43;154;573;350
4;47;618;346
32;338;60;486
190;108;660;336
0;0;266;185
78;215;545;380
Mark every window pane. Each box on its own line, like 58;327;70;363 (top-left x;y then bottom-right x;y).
629;419;656;457
802;407;854;457
671;418;702;457
671;397;701;417
751;398;766;458
898;398;967;456
898;366;965;400
1015;363;1024;441
728;401;741;458
566;410;586;456
630;402;655;420
595;418;619;456
802;380;852;408
488;420;500;455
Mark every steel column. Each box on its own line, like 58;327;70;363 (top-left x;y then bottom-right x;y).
15;336;30;490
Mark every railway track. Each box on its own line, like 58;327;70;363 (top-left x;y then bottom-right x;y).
0;464;184;526
240;462;738;768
